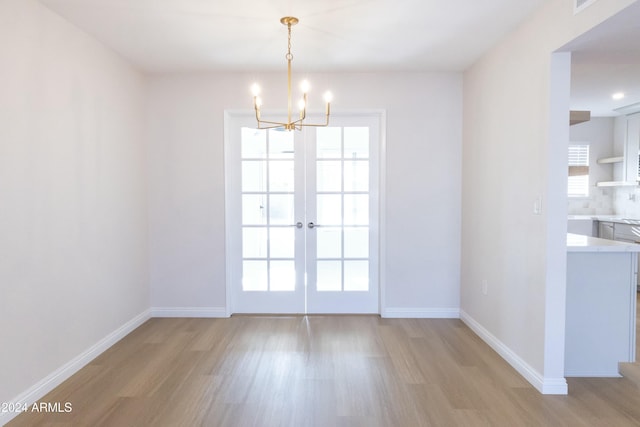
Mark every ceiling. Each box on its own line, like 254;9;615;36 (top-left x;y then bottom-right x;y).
564;1;640;117
35;0;640;117
37;0;545;73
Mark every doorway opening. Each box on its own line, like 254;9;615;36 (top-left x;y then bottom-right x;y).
224;111;384;314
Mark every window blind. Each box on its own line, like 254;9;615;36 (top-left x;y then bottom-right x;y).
568;145;589;197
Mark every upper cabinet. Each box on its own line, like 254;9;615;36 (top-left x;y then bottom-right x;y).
624;113;640;183
595;113;640;187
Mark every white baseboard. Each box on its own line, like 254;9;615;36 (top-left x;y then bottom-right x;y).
0;309;151;426
565;370;622;378
460;310;568;395
382;307;460;318
150;306;229;318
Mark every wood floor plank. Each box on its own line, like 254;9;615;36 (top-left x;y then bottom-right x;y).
8;314;640;427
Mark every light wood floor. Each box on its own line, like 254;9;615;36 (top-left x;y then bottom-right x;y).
8;311;640;427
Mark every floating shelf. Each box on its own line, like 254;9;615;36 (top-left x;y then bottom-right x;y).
595;181;638;187
597;156;624;164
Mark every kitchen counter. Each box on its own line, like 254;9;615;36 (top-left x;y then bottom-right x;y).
567;233;640;252
568;215;640;225
566;233;638;377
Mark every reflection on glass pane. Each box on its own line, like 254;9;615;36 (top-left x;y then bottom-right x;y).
317;261;341;291
317;194;342;225
344;127;369;159
344;228;368;258
317;227;341;258
269;160;294;192
242;161;266;192
344;261;368;291
269;194;294;225
269;130;294;159
317;161;342;192
243;228;267;258
243;260;268;291
344;195;368;225
317;127;342;158
270;261;296;291
242;195;267;225
242;128;267;158
270;228;295;258
344;161;369;192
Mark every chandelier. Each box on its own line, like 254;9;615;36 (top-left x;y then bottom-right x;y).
251;17;332;131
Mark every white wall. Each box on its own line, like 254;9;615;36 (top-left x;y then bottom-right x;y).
147;72;463;315
568;117;615;214
0;0;148;407
461;0;637;393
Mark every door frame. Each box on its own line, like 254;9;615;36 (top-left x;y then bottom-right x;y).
223;109;387;316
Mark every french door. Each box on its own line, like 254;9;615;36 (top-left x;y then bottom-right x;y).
225;112;380;314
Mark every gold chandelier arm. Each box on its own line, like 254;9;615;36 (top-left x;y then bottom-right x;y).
255;113;330;131
255;122;289;130
256;119;290;127
296;115;331;128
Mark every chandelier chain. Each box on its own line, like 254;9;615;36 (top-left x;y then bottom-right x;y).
286;23;293;61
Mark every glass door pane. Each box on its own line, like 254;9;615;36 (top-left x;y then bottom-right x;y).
227;113;379;315
233;125;305;313
305;117;379;314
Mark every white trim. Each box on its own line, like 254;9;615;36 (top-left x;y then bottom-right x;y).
378;111;387;316
224;109;386;315
0;309;151;426
544;52;571;393
223;110;235;317
565;370;622;378
150;307;229;318
460;310;568;395
540;378;571;395
382;307;460;318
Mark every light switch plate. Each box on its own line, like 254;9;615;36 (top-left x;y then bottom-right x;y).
533;196;542;215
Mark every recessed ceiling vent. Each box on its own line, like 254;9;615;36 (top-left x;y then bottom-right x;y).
575;0;599;14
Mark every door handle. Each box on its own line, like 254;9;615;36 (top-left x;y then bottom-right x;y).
308;222;318;229
293;222;303;229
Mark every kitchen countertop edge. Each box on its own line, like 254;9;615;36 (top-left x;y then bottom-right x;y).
567;233;640;252
568;215;640;225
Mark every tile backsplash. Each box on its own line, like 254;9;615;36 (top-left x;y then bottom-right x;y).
570;186;640;218
613;186;640;218
567;187;615;215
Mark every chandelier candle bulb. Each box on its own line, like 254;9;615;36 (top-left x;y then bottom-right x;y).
300;80;310;94
323;91;333;115
249;17;332;131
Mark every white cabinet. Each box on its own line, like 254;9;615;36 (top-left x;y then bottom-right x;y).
567;219;595;236
596;220;640;289
623;113;640;183
566;250;637;376
596;113;640;187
